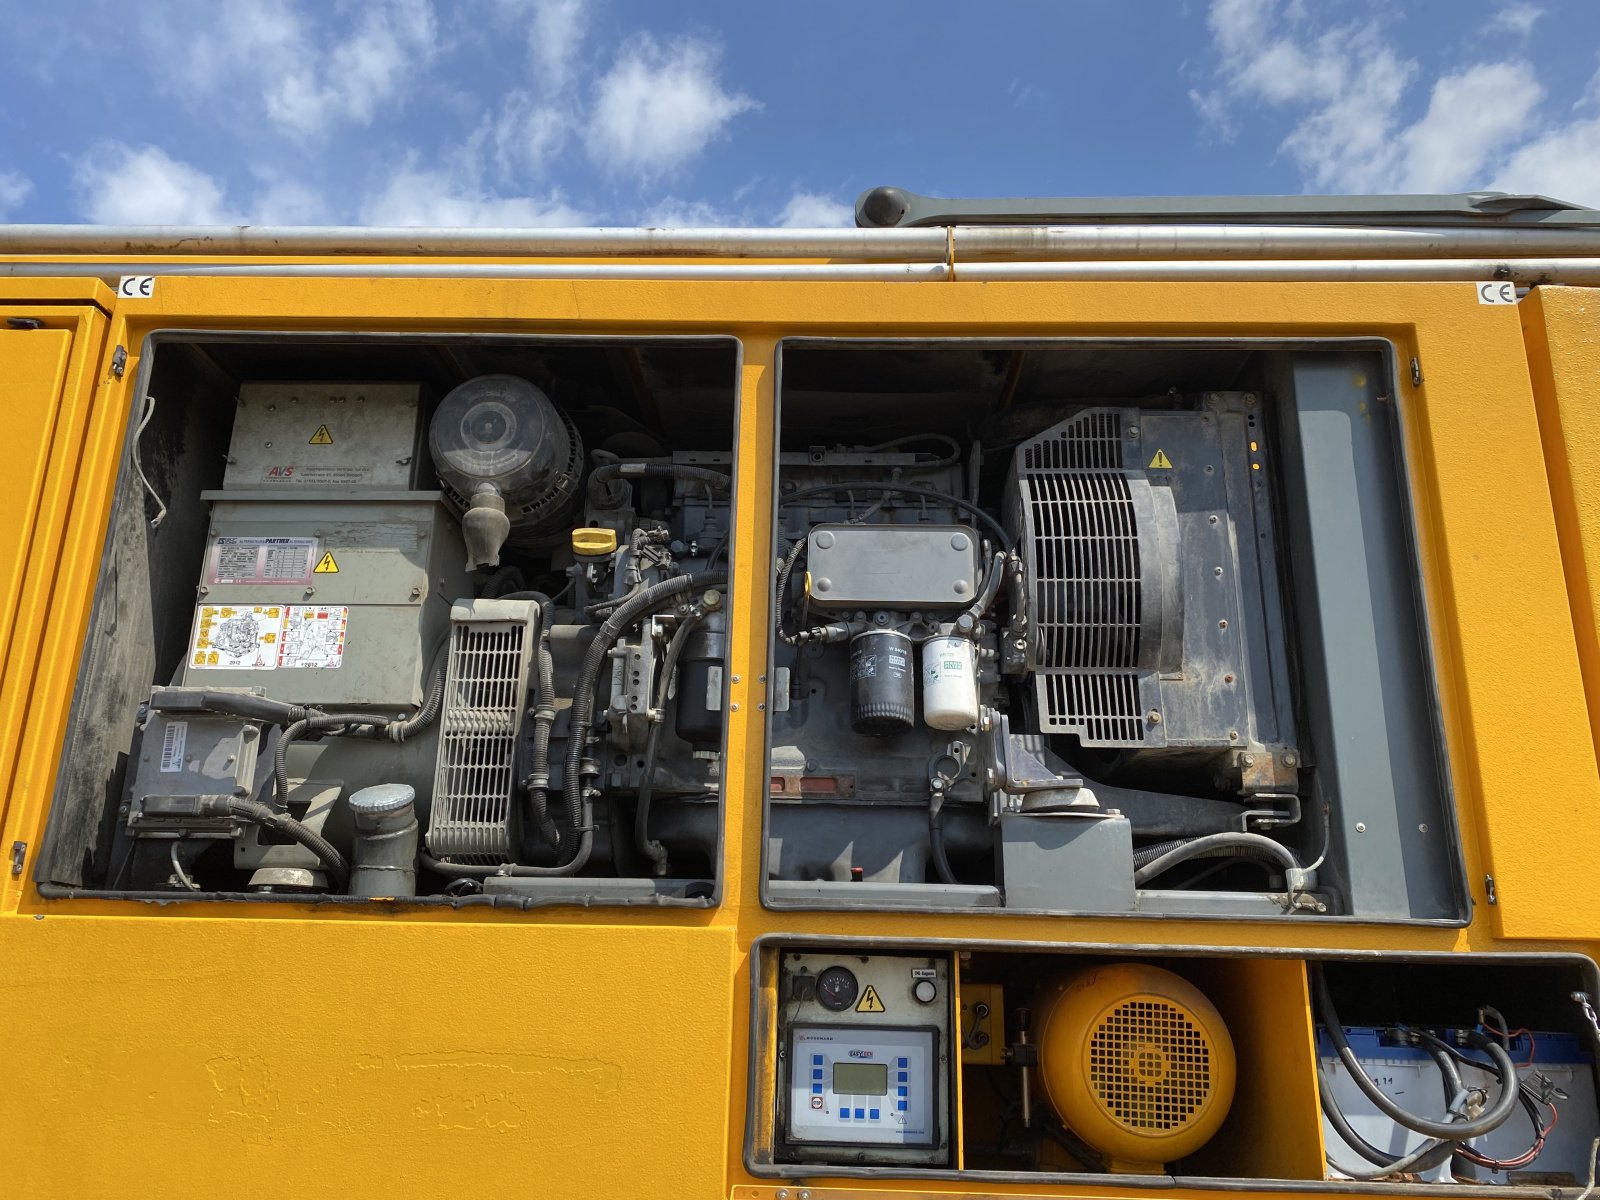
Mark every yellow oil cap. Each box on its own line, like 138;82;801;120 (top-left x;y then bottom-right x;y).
571;527;619;557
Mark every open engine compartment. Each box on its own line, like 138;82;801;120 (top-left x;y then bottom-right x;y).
38;333;740;904
765;339;1464;922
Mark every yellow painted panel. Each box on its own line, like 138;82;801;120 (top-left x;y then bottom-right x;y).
0;919;736;1200
0;328;72;682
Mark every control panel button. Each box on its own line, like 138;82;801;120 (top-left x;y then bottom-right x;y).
870;1108;880;1120
854;1108;865;1120
913;978;937;1004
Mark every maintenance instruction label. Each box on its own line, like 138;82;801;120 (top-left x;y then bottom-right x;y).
207;536;319;585
189;604;349;670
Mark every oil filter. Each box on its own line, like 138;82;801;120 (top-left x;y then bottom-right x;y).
922;635;978;730
850;629;915;737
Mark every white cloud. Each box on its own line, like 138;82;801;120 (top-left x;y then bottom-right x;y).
252;177;332;224
360;161;590;226
72;143;239;224
1192;0;1590;200
266;0;440;137
485;89;574;180
1485;3;1542;39
1490;66;1600;205
776;192;853;228
586;35;757;177
528;0;588;89
0;169;32;219
642;196;743;227
1395;62;1542;193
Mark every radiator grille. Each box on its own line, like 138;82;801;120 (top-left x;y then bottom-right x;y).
1039;672;1143;743
1021;410;1124;470
428;610;535;862
1026;471;1141;671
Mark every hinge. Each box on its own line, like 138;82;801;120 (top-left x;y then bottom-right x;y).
110;345;127;379
1410;356;1423;387
1484;873;1497;904
9;841;24;877
5;317;43;331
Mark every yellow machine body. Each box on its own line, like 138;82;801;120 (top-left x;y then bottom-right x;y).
0;226;1599;1200
1035;963;1238;1172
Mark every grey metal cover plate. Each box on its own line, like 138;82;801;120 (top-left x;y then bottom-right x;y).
806;523;979;611
225;382;423;490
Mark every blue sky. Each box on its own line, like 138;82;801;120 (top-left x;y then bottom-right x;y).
1;0;1598;227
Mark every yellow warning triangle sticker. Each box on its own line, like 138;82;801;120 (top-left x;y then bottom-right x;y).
313;551;340;574
855;984;886;1014
308;424;334;445
1148;449;1173;469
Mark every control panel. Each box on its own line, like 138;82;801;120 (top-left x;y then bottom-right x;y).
776;951;952;1167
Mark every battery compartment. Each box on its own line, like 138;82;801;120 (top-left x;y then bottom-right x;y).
750;941;1600;1191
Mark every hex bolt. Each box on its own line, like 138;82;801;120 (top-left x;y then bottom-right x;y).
1242;754;1255;766
1147;710;1162;724
1282;752;1298;767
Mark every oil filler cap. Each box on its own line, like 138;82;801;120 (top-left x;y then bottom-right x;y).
571;527;618;557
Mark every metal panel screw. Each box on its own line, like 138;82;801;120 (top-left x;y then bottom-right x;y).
1355;822;1367;833
730;703;739;712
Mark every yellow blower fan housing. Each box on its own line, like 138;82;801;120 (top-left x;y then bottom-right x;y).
1035;963;1236;1172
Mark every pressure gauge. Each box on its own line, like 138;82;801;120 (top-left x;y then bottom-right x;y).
816;965;860;1011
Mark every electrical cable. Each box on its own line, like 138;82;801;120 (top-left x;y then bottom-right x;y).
1313;966;1522;1141
1133;831;1304;886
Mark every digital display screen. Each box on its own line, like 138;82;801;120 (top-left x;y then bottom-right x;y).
832;1061;889;1096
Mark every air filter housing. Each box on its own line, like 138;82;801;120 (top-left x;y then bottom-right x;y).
1006;403;1296;759
1035;963;1236;1172
429;374;584;550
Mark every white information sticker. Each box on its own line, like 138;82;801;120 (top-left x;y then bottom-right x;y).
117;275;155;299
159;720;188;773
277;605;349;669
189;605;286;670
207;536;318;584
1477;281;1519;305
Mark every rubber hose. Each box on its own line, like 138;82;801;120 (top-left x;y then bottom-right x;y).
480;565;524;597
1132;831;1304;886
959;550;1007;627
928;790;958;885
634;610;706;875
1319;1048;1462;1170
225;798;348;888
544;570;725;877
390;659;446;742
1313;966;1521;1140
275;712;391;806
1131;836;1296;869
779;483;1014;552
498;589;555;609
528;627;560;848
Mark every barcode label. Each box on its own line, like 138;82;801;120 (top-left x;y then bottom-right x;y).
159;721;188;773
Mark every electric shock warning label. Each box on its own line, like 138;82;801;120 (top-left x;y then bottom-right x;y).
207;536;318;585
189;605;349;670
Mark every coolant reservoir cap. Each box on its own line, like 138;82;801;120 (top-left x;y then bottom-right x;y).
349;783;416;814
572;527;618;556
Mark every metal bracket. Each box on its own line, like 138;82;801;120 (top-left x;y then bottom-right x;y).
110;345;127;379
9;841;24;877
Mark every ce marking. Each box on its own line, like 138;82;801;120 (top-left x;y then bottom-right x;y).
1477;281;1517;305
117;275;156;299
